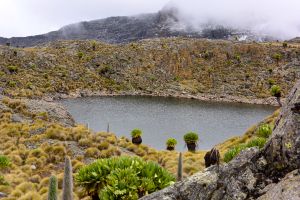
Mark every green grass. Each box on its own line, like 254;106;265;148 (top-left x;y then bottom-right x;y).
0;155;10;169
223;144;247;163
246;137;267;149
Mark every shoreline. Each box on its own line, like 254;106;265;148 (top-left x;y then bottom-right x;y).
44;89;281;107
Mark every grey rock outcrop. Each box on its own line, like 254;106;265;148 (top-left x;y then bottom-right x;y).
24;99;75;126
0;95;75;126
257;170;300;200
141;80;300;200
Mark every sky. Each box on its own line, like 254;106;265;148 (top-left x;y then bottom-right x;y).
0;0;169;37
1;0;300;39
170;0;300;40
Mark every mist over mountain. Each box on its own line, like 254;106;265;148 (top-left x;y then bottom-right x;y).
1;0;300;47
0;7;259;47
168;0;300;40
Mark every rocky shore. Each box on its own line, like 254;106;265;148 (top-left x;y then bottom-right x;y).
45;89;281;106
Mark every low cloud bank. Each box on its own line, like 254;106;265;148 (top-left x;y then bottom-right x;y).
166;0;300;40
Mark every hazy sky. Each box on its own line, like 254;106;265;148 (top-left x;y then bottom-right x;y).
171;0;300;40
0;0;169;37
1;0;300;39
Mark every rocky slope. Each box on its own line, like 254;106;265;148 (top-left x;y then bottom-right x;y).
141;80;300;200
0;7;255;47
0;38;299;105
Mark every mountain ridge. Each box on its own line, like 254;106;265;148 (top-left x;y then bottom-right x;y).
0;8;243;47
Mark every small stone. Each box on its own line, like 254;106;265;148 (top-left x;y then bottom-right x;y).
0;192;8;198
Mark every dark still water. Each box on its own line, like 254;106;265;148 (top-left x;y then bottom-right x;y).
60;96;275;151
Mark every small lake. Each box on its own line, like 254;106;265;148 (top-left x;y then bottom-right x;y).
60;96;275;151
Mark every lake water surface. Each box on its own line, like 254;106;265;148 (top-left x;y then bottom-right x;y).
60;96;275;151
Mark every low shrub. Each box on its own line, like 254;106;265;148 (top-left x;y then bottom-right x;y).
257;124;273;138
246;137;267;149
0;175;8;185
272;53;282;63
268;79;275;86
77;52;84;59
223;144;247;163
0;155;10;168
224;136;268;163
8;81;16;88
7;65;18;73
76;156;175;200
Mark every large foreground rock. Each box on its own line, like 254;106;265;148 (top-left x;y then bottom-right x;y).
141;80;300;200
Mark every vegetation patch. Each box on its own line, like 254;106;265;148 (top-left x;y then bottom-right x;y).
76;156;175;200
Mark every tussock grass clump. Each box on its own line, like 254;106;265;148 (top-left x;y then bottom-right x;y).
97;141;110;150
85;147;100;158
15;182;37;194
78;138;91;147
0;175;8;186
19;191;42;200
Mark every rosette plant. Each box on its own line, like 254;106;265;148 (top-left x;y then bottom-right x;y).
183;132;199;152
166;138;178;151
131;129;143;145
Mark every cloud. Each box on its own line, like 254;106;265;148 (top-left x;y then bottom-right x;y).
167;0;300;40
0;0;169;37
1;0;300;40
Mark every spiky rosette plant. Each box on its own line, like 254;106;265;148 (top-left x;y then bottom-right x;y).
48;175;58;200
271;85;282;107
62;156;73;200
177;152;183;181
131;129;143;145
183;132;199;152
166;138;177;151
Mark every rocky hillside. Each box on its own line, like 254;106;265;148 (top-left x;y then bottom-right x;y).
0;7;253;47
0;38;299;105
141;80;300;200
